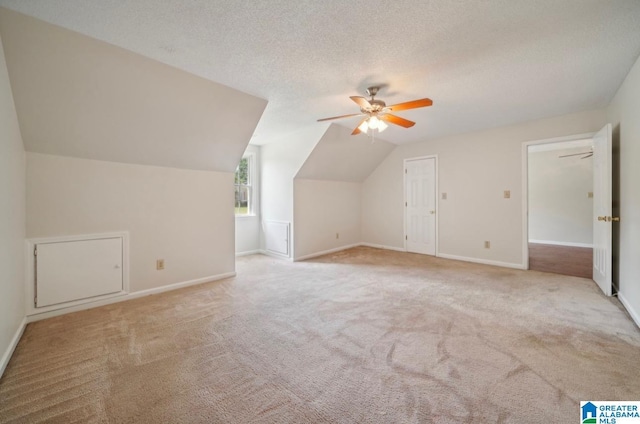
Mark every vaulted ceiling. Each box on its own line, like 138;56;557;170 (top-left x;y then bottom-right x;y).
1;0;640;147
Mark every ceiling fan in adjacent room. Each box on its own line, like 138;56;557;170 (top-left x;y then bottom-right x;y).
559;149;593;159
317;86;433;135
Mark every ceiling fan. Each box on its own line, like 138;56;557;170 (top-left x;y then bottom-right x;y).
317;86;433;135
559;149;593;159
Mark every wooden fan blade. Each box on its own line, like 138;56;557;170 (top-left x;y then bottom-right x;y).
350;96;372;109
381;114;415;128
387;98;433;112
317;113;363;122
351;118;368;135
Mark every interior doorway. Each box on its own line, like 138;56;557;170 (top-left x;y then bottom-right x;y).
526;138;594;278
523;125;614;295
404;156;438;255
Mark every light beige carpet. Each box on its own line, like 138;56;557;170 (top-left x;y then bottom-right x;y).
1;247;639;423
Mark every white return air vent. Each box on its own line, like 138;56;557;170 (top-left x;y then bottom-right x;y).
27;232;129;316
264;221;290;257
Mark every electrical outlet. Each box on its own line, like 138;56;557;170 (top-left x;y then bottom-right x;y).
156;259;165;270
442;192;447;200
504;190;510;199
484;241;490;249
336;233;339;239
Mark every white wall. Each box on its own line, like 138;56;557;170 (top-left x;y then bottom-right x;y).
0;32;25;375
607;53;640;324
290;124;394;259
528;146;593;245
236;217;260;255
260;126;326;255
27;153;235;292
293;179;361;260
236;144;260;254
362;109;606;267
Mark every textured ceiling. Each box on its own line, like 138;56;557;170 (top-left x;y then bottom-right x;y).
1;0;640;146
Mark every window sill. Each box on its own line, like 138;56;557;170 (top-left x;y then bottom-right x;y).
235;214;259;220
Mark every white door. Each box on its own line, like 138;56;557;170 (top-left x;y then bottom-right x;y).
405;157;437;255
36;237;123;307
592;123;613;296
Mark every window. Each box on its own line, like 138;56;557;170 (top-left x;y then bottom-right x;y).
235;155;252;215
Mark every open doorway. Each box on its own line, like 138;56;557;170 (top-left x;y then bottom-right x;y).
526;138;594;278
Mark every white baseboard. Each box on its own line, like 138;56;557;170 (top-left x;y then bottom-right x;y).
437;253;526;270
618;292;640;329
361;244;525;270
235;250;260;257
26;272;236;323
259;249;293;261
529;240;593;248
0;317;27;378
359;242;406;252
294;243;362;261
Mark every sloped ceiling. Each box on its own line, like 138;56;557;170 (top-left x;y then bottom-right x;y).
0;8;267;172
296;124;395;182
0;1;639;147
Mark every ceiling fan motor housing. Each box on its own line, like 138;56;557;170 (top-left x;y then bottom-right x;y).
363;99;386;113
366;86;380;97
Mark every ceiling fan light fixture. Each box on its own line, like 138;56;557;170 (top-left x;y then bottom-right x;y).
359;116;388;134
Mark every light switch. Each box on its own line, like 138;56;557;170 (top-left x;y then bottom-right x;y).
442;192;447;200
504;190;510;199
588;192;593;198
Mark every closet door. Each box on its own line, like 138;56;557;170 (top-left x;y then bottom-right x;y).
405;157;437;256
36;237;123;307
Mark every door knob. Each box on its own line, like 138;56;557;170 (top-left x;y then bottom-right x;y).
598;216;621;222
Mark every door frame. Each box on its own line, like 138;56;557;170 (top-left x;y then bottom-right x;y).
403;155;439;255
521;132;595;270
